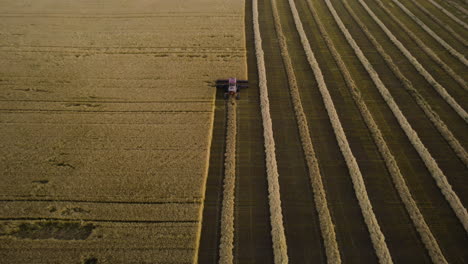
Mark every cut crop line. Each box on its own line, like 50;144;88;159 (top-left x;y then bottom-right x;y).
343;1;468;167
0;199;198;205
426;0;468;29
389;0;468;66
253;0;289;262
278;0;341;263
347;0;468;232
0;217;198;224
0;50;244;55
0;45;244;50
218;98;237;264
0;109;210;113
0;100;210;103
5;248;196;251
359;0;468;122
408;0;468;47
374;0;468;89
0;12;242;17
339;1;450;262
1;76;184;80
305;0;393;263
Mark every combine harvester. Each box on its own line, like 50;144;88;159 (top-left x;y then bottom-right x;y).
216;78;248;99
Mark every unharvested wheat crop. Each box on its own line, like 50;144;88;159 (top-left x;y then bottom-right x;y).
0;0;247;263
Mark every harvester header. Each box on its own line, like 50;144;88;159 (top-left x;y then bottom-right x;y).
216;77;248;100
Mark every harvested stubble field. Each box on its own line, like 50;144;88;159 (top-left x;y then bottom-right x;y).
1;0;467;263
200;0;467;263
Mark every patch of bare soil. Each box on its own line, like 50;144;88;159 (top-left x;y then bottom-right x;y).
1;221;94;240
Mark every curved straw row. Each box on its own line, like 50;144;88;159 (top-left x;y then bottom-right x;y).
352;0;468;232
446;0;468;17
427;0;468;29
408;0;467;47
389;0;467;66
360;0;468;121
346;0;468;167
375;0;467;89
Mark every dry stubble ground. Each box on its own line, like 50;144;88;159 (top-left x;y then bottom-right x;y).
0;0;246;263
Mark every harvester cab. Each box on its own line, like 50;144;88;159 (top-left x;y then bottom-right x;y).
216;77;248;100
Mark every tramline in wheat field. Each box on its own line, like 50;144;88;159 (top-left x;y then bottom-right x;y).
0;0;466;263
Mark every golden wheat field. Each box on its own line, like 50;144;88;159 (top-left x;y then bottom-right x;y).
1;0;467;263
0;0;245;263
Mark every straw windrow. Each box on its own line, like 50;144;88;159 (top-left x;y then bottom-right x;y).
253;0;289;262
272;0;342;262
346;0;468;232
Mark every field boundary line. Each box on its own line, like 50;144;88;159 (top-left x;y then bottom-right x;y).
374;0;467;90
409;0;468;47
426;0;468;29
0;199;198;204
0;217;198;223
193;73;217;264
389;0;468;66
338;1;451;261
344;0;468;167
344;0;468;232
218;98;237;264
253;0;289;262
357;0;468;122
272;0;342;262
